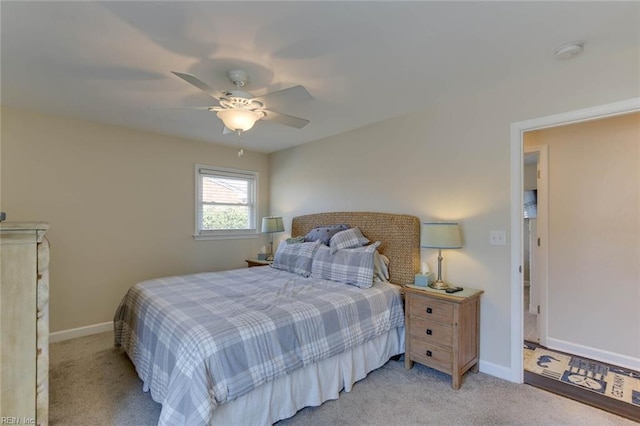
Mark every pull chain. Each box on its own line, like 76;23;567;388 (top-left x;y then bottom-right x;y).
236;130;244;157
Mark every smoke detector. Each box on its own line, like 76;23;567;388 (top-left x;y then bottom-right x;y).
554;41;584;60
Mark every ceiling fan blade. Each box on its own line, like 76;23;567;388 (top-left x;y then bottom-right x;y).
262;110;310;129
253;85;311;109
171;71;224;100
150;106;214;110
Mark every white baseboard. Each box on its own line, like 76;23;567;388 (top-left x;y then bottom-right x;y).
547;337;640;371
49;321;112;343
479;359;517;383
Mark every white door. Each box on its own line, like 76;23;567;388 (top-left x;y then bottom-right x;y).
524;145;548;347
529;218;539;315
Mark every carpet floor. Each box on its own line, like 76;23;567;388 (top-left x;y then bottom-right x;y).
50;331;636;425
524;342;640;422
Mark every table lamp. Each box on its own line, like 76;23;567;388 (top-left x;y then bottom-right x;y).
261;216;284;260
421;222;462;290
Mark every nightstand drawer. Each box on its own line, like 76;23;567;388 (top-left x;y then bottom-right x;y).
408;340;452;373
410;296;453;324
408;317;453;347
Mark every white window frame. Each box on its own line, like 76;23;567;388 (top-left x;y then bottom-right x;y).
194;164;259;240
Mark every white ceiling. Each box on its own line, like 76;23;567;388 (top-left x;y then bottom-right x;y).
1;1;638;153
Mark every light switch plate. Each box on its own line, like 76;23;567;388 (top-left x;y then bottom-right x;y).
490;230;507;246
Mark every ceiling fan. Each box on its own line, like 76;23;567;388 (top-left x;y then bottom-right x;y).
169;69;311;134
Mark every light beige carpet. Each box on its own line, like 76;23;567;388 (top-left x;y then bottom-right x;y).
50;331;635;425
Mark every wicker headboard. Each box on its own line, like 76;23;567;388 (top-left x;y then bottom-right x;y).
291;212;420;287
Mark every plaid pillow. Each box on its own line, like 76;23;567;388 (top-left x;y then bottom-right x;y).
329;227;370;254
373;252;390;282
272;240;321;277
311;242;381;288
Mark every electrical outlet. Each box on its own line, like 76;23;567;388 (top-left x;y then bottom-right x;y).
489;230;507;246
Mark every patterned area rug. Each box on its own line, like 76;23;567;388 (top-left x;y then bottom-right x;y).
524;343;640;420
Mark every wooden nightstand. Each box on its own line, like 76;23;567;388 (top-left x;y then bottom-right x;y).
245;259;272;267
404;285;483;389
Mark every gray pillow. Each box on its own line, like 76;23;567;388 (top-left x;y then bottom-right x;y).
304;224;349;245
272;240;321;277
373;252;390;282
329;227;369;254
311;242;381;288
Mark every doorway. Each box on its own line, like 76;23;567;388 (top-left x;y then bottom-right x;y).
508;97;640;383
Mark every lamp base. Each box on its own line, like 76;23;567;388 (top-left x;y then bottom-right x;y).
428;280;450;290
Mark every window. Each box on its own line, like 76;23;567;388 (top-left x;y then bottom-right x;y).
194;164;258;240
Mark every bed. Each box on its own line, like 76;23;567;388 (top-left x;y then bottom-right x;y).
114;212;420;425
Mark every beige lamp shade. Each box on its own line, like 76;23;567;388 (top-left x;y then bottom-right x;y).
261;216;284;233
421;222;462;249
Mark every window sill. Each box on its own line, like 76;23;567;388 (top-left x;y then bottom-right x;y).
193;233;259;241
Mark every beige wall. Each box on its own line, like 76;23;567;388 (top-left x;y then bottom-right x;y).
1;107;271;332
271;102;514;369
0;39;637;373
525;113;639;359
524;163;537;191
271;48;639;371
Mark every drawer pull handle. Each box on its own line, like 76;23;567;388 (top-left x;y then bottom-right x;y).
426;350;432;357
426;307;433;314
426;329;432;335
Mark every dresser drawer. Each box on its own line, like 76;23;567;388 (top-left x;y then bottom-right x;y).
408;340;452;374
408;317;453;347
409;295;453;324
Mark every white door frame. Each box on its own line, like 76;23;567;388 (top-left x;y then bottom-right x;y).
509;97;639;383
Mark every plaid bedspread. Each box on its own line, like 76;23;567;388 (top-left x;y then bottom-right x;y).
114;266;404;425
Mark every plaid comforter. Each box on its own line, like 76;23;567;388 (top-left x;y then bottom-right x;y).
114;266;404;425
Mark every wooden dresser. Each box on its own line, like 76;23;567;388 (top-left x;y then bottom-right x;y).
0;222;50;425
404;285;483;389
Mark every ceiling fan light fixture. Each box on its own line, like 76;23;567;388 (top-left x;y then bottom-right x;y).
217;109;263;132
170;69;310;133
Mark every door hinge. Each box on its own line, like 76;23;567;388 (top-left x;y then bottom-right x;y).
537;305;541;314
519;265;522;273
537;237;541;247
537;170;540;179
